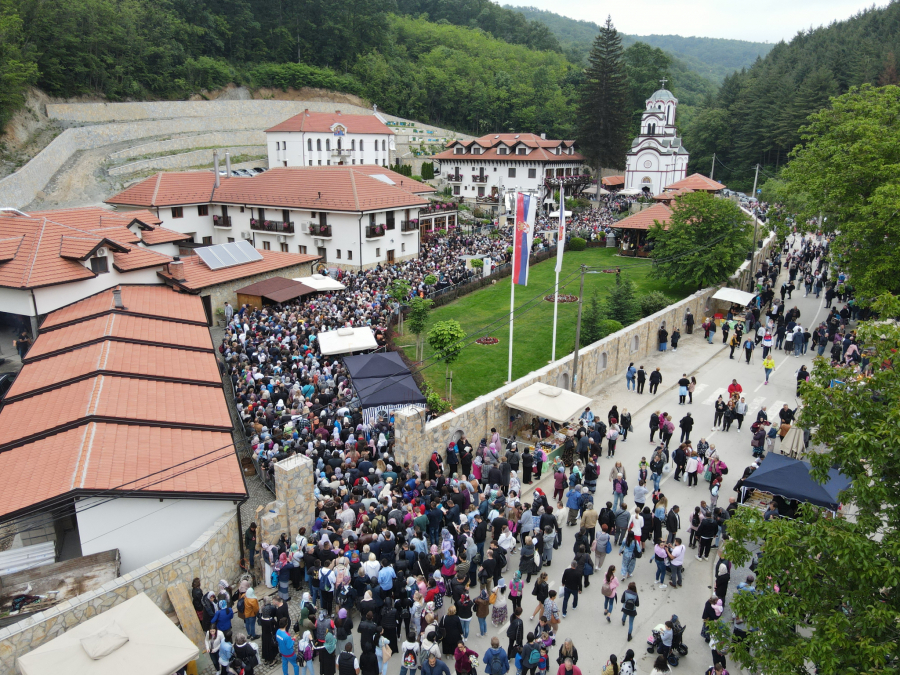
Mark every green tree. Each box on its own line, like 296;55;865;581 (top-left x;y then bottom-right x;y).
0;0;38;131
407;296;433;362
388;279;411;332
780;84;900;297
576;16;630;169
721;294;900;675
639;290;673;317
606;276;641;326
648;191;750;289
623;42;671;133
427;319;467;399
580;290;606;346
421;161;434;179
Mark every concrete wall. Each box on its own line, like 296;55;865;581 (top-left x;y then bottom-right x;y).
0;510;241;673
108;145;264;176
108;131;266;160
394;233;776;469
76;497;234;574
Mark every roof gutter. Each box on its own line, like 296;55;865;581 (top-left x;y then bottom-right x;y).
0;207;29;217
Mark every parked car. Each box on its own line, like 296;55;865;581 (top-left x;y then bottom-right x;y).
0;373;15;400
252;167;267;173
234;169;252;177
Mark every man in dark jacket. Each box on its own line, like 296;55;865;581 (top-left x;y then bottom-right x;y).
679;413;694;442
561;561;581;617
244;522;258;568
649;368;663;395
696;516;718;560
506;607;524;656
665;506;680;544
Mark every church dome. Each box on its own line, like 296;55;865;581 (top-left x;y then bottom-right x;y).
649;88;677;102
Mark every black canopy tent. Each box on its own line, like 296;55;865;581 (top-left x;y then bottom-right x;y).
741;453;851;511
343;353;426;422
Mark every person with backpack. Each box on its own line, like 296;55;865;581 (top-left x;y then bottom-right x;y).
521;634;542;675
619;582;640;642
399;632;420;675
485;637;510;675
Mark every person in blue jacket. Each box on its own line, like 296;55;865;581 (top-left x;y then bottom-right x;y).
211;599;234;641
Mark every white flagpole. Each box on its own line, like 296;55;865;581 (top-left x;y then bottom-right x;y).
508;278;515;382
551;188;563;362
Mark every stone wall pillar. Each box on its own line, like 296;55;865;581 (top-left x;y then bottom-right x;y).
393;406;430;472
274;454;315;539
258;499;288;548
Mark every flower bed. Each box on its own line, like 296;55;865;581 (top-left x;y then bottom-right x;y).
544;294;578;303
475;336;500;345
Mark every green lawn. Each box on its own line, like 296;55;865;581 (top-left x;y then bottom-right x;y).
398;248;694;406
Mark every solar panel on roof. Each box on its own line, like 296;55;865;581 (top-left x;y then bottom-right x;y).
195;240;263;270
369;174;396;186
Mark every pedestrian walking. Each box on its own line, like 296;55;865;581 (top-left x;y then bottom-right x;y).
625;363;636;391
670;328;680;352
648;368;662;395
688;376;696;404
678;414;693;443
636;366;646;394
762;354;775;384
743;335;755;364
620;582;640;642
677;374;690;405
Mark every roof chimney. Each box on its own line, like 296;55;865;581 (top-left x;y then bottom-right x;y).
112;288;125;310
168;256;185;282
225;151;232;176
336;110;341;116
213;151;220;189
304;109;309;115
540;133;546;140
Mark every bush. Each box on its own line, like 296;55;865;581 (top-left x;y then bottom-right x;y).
424;274;437;285
640;291;674;317
421;162;435;180
412;175;423;182
598;319;624;338
569;237;586;251
249;62;362;96
470;258;484;268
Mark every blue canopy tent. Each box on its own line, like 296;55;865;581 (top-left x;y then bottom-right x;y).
343;352;426;422
740;453;851;511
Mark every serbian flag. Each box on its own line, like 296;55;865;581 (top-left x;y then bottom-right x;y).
512;192;536;286
555;196;566;273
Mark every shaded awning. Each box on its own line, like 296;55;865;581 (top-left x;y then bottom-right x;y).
343;352;425;408
712;287;755;306
505;382;592;424
294;273;346;292
17;592;199;675
583;186;609;195
741;453;850;511
601;175;625;186
317;327;378;355
235;276;315;303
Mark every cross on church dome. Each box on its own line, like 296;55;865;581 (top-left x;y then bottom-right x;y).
659;77;668;88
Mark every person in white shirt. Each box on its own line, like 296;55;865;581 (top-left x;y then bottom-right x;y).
667;538;686;587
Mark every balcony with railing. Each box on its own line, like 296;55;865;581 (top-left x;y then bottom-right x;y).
308;223;332;238
401;220;418;233
419;202;458;216
331;148;351;158
446;173;463;182
250;219;294;234
212;215;231;228
472;175;488;183
365;224;386;239
543;174;592;189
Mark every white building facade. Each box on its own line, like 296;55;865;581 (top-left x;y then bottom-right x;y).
624;85;690;195
433;134;586;205
107;167;435;270
266;110;396;168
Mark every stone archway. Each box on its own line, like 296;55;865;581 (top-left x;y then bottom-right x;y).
557;371;570;390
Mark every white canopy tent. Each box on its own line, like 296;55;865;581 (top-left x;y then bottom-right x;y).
293;273;346;292
505;383;593;425
17;592;199;675
317;326;378;355
583;186;610;196
549;211;573;218
712;287;755;306
618;188;643;196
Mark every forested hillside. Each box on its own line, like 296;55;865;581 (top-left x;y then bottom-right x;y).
682;1;900;189
505;5;773;82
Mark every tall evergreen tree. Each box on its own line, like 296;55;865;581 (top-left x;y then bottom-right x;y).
577;16;630;170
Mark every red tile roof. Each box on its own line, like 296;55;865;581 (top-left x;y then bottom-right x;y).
7;341;221;400
0;214;173;289
266;111;391;134
107;167;431;213
106;171;217;207
434;133;583;162
29;313;213;358
602;175;625;186
28;206;162;229
0;375;232;449
159;248;319;291
139;225;192;245
653;188;694;202
664;173;726;191
42;285;208;329
616;203;673;230
0;425;243;518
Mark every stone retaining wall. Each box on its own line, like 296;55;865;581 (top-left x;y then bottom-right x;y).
0;510;241;673
394;234;776;469
109;145;264;176
108;130;266;160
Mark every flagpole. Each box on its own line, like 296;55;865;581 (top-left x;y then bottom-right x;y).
551;187;563;362
508;277;515;382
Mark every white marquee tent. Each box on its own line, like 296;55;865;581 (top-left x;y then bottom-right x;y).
317;326;378;355
505;383;592;424
17;592;199;675
293;273;346;292
712;287;755;306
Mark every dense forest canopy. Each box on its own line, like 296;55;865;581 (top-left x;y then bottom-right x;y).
681;1;900;190
504;5;774;82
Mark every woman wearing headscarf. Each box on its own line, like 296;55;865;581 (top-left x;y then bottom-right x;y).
336;607;354;652
319;630;338;675
509;470;521;499
261;543;277;588
276;552;293;601
233;634;260;675
297;629;316;675
241;587;260;639
211;599;234;641
290;544;304;590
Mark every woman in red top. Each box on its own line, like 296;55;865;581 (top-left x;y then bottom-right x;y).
454;642;479;675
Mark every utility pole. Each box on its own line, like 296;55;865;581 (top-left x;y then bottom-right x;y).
710;153;716;181
570;265;586;393
750;163;760;254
